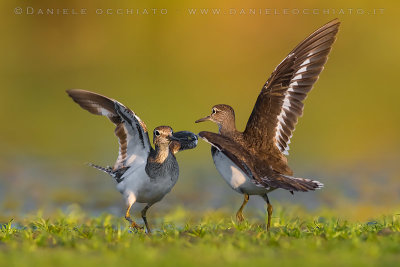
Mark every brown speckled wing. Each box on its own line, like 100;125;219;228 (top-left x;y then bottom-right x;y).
244;19;340;155
198;131;257;180
66;89;151;170
199;131;323;192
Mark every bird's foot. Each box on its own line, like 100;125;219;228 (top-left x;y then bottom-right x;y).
236;211;245;223
131;222;144;230
236;194;249;223
125;216;143;231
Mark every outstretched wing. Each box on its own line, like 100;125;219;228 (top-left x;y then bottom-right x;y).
199;131;323;192
244;19;340;155
66;89;151;170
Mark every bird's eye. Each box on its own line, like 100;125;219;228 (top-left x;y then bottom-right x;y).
212;108;216;114
155;130;160;136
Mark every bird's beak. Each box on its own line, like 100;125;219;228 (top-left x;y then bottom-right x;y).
195;115;211;123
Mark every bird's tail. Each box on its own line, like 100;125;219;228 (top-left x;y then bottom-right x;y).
88;163;128;183
288;176;323;191
263;174;323;192
89;163;115;177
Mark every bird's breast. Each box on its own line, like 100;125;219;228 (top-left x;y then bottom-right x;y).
145;153;179;181
118;160;178;204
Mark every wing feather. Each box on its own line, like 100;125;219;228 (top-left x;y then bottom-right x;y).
66;89;151;170
199;131;323;192
244;19;340;155
198;131;257;180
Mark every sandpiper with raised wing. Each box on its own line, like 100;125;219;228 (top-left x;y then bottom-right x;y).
67;89;198;233
195;19;340;230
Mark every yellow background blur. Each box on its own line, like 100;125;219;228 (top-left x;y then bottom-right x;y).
0;1;399;220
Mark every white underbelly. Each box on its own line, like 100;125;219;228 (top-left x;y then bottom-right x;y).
116;164;177;204
212;150;269;195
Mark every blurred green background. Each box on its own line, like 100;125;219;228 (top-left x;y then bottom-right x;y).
0;0;399;221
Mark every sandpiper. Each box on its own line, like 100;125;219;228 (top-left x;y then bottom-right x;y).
67;89;198;233
195;19;340;230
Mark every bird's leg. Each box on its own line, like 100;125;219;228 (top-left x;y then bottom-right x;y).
124;200;142;230
236;193;249;222
263;194;273;231
141;203;153;234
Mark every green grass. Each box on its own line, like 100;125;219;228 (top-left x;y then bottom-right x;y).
1;207;399;267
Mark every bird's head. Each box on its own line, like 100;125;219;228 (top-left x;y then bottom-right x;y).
195;104;235;131
153;126;179;146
